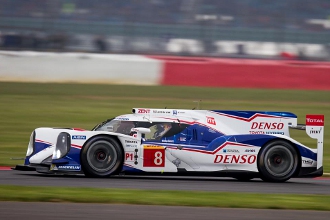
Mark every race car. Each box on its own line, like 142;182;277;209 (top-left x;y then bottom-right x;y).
15;108;324;182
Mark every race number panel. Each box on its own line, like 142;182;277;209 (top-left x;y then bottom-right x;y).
143;146;165;167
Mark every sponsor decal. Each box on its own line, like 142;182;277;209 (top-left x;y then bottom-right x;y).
249;131;264;134
302;159;313;165
144;145;163;148
306;115;324;126
251;122;284;130
245;149;255;153
58;165;81;171
72;135;86;140
309;130;322;134
214;155;256;164
115;117;129;121
125;140;138;144
206;116;216;125
179;137;186;142
138;109;150;114
223;149;240;153
249;131;284;135
152;110;171;114
265;131;284;135
126;144;137;148
172;110;185;115
162;139;174;143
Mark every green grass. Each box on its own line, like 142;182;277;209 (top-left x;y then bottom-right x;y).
0;185;329;210
0;82;329;172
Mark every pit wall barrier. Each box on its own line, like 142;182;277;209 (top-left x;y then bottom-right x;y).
150;56;330;91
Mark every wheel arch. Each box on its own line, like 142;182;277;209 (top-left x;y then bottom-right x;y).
82;134;124;152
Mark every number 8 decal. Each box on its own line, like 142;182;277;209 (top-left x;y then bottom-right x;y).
154;151;163;165
143;146;165;167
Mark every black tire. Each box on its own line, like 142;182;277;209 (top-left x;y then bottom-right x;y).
81;136;123;177
257;140;299;182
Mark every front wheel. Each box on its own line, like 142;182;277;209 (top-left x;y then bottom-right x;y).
257;140;299;182
81;136;123;177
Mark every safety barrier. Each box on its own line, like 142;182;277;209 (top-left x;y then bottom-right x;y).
1;51;329;90
150;56;330;91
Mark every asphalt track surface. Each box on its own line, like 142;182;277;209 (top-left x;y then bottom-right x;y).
1;170;330;220
1;202;329;220
1;170;330;194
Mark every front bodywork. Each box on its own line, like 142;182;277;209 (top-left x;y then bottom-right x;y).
16;108;324;179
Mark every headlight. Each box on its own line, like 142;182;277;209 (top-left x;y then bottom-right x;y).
52;132;71;159
26;131;35;156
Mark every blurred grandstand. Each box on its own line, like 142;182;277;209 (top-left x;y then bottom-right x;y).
0;0;330;60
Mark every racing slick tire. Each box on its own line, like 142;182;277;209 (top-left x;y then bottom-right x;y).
81;136;123;177
257;140;299;182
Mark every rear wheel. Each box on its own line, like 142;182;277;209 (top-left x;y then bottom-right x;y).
81;136;123;177
258;140;299;182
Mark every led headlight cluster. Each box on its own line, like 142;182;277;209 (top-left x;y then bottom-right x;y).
26;131;36;156
53;132;71;159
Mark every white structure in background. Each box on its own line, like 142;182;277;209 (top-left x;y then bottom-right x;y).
168;39;329;59
306;19;330;29
64;33;329;60
0;51;163;85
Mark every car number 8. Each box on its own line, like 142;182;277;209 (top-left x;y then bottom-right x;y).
143;147;165;167
154;151;163;165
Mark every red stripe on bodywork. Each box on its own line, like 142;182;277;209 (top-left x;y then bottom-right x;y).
71;144;82;149
213;112;283;122
168;142;255;155
35;139;52;145
73;128;86;131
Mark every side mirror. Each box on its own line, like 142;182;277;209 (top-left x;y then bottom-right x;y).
131;127;151;134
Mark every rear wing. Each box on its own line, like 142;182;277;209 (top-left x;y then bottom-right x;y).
290;115;324;169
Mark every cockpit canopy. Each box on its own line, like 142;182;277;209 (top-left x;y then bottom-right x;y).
93;118;223;144
93;119;188;141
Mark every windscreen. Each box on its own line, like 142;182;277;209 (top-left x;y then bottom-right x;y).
94;120;136;135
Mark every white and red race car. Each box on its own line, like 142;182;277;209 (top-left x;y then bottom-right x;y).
15;108;324;182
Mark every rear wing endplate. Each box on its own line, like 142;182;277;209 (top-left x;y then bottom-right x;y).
289;115;324;169
305;115;324;169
